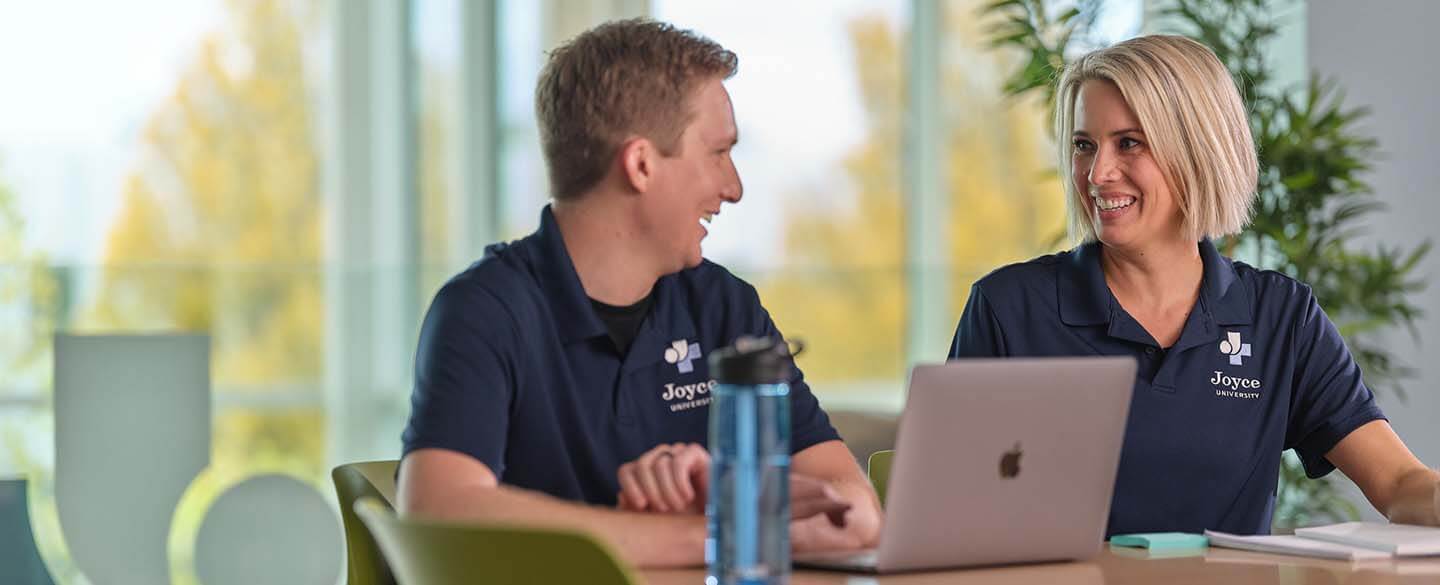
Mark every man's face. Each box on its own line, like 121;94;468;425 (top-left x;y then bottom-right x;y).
638;77;743;273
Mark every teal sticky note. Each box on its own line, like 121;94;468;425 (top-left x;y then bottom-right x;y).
1109;532;1209;550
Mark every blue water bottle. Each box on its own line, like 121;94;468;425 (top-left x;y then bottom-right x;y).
706;336;797;585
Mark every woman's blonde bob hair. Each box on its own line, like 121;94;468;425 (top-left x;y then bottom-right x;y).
1055;35;1258;243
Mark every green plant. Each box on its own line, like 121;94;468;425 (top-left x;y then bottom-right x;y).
983;0;1429;530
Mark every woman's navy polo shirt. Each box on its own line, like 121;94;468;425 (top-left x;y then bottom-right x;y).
949;239;1385;536
402;206;840;505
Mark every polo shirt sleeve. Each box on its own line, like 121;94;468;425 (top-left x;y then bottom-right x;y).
744;291;841;454
1286;289;1387;478
776;333;843;453
949;283;1009;358
401;280;517;477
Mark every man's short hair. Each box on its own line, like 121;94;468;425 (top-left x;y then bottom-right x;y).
535;18;738;201
1055;35;1259;243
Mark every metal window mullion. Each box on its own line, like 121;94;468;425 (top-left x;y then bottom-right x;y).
323;0;372;467
324;0;420;465
458;0;501;257
903;0;949;368
369;0;419;461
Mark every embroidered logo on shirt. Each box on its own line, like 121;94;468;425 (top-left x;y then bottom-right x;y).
663;339;702;374
1219;331;1252;365
1210;370;1262;399
661;379;716;412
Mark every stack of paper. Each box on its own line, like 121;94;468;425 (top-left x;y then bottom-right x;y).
1205;522;1440;561
1295;522;1440;556
1204;531;1391;561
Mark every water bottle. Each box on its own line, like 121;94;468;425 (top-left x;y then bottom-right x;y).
706;336;797;585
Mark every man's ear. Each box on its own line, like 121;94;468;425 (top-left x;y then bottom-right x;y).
618;137;654;194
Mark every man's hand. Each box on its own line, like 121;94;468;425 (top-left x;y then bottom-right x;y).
790;474;850;528
617;443;852;529
617;443;711;514
789;474;866;553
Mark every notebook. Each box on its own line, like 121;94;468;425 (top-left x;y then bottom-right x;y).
1294;522;1440;557
1203;531;1392;561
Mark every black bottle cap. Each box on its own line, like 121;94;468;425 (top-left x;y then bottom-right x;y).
708;336;804;385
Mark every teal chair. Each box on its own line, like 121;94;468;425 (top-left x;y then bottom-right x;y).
868;450;894;507
355;497;640;585
1;478;54;584
332;460;400;585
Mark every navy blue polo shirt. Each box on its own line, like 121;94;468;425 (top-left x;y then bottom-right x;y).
402;205;840;505
949;239;1385;536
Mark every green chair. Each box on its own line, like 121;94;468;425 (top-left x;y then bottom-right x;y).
1;478;54;584
354;497;640;585
333;460;400;585
868;450;894;507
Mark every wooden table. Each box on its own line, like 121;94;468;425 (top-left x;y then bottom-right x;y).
641;547;1440;584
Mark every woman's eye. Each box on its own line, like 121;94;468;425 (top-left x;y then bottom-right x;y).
1073;139;1095;153
1119;137;1142;150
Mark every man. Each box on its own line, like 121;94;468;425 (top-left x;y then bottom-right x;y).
397;19;882;568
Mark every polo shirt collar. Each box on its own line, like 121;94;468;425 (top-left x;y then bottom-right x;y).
622;275;699;372
1058;241;1111;326
531;205;607;343
530;205;703;351
1200;239;1252;326
1058;239;1252;329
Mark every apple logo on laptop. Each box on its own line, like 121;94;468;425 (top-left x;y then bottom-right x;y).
999;442;1023;479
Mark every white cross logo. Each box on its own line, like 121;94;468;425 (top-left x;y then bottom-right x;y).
663;339;702;374
1219;331;1251;366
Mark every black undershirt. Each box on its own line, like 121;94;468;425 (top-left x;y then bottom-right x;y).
590;292;655;355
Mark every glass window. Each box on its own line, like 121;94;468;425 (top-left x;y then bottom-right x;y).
657;1;910;407
0;0;331;580
498;0;554;240
413;0;464;300
938;0;1142;319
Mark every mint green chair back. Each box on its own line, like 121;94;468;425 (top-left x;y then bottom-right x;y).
868;450;894;507
1;478;54;584
355;497;640;585
332;460;400;585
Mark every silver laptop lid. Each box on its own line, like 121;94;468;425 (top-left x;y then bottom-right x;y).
875;357;1135;572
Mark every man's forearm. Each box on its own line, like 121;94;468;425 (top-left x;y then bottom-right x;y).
406;483;707;568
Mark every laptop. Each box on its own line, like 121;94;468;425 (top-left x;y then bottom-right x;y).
797;357;1136;573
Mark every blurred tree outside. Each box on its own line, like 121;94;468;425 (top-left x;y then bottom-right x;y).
88;0;328;464
758;1;1065;387
0;162;60;392
75;0;327;581
0;161;70;580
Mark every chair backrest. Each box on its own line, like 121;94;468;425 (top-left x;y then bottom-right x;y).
868;450;894;507
0;478;54;584
355;497;640;585
332;461;400;585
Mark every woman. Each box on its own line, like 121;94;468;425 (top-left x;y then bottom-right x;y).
949;35;1439;536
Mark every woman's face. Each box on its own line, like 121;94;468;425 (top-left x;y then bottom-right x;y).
1071;79;1183;250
